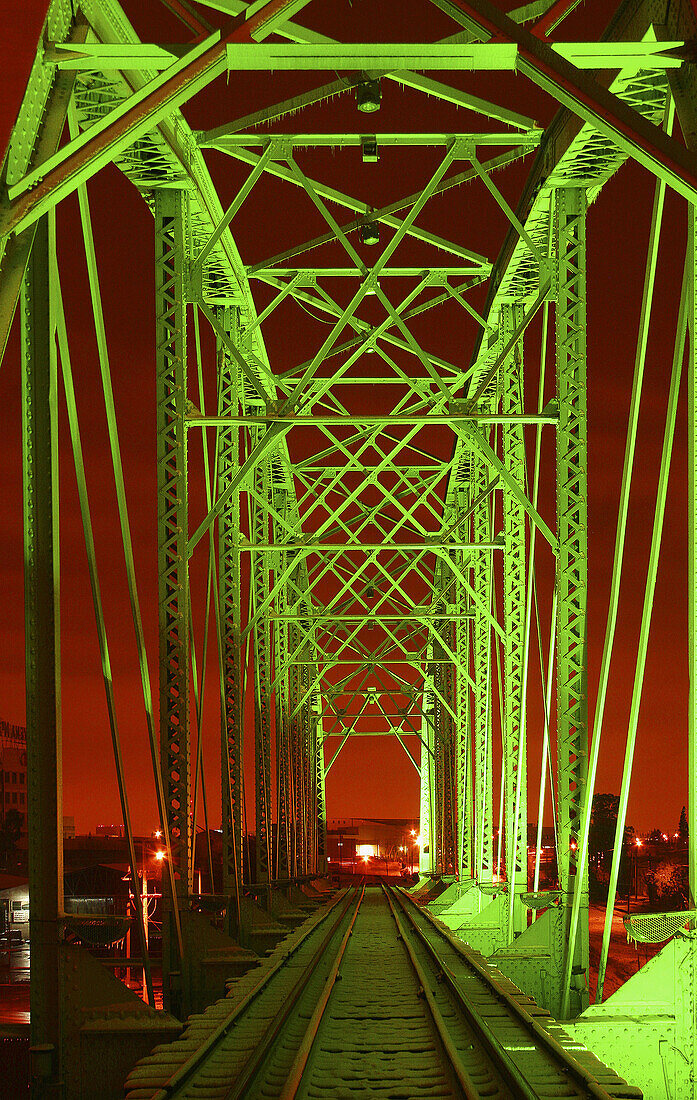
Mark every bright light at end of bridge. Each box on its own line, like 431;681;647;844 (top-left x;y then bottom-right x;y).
635;839;643;847
154;850;166;861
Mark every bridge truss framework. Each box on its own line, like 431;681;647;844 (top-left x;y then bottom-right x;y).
4;0;697;1096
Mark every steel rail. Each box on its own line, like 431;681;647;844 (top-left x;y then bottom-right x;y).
381;884;508;1099
392;887;629;1100
222;886;366;1100
146;886;354;1099
276;885;366;1100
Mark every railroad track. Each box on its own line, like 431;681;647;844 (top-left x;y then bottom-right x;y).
125;884;642;1100
384;885;642;1100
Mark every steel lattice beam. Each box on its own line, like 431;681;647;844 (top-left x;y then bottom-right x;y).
555;187;589;1013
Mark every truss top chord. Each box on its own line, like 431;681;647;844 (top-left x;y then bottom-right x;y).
222;41;684;72
202;132;544;149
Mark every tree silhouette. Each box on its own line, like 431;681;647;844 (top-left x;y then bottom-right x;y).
590;794;620;868
679;806;689;840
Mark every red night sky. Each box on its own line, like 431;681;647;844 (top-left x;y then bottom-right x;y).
0;0;690;837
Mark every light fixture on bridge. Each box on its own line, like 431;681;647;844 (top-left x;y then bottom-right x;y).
359;220;380;246
356;79;381;113
362;136;379;163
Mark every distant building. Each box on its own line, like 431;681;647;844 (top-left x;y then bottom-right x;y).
0;720;27;829
0;874;30;940
96;824;125;838
326;817;419;866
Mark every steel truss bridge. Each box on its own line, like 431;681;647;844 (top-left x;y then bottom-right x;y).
3;0;697;1096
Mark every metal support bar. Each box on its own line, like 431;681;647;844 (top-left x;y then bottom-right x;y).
155;190;191;1012
217;306;245;918
500;304;528;940
555;187;589;1014
596;249;689;1002
22;214;63;1096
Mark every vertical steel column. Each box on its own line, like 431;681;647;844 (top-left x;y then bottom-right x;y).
455;525;473;880
439;609;458;877
433;653;446;875
419;664;436;874
555;187;589;1006
217;306;244;909
275;545;291;879
686;207;690;910
288;643;302;876
155;190;190;1008
252;456;272;883
314;697;327;874
501;303;527;934
296;660;310;875
22;215;63;1098
472;453;493;883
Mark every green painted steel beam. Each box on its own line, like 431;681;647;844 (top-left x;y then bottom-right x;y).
500;303;528;940
239;541;502;551
288;659;453;665
431;0;697;204
225;42;520;70
269;613;475;620
221;147;492;267
51;39;683;71
554;187;589;1015
221;41;683;71
247;151;528;274
0;0;320;240
21;214;63;1093
248;267;492;278
205;131;543;147
186;413;557;425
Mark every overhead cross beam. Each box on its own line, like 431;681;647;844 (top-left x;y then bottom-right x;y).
0;0;317;240
428;0;697;202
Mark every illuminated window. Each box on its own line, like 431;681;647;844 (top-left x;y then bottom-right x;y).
357;844;375;858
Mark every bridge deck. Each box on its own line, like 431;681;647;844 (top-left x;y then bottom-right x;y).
125;886;641;1100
